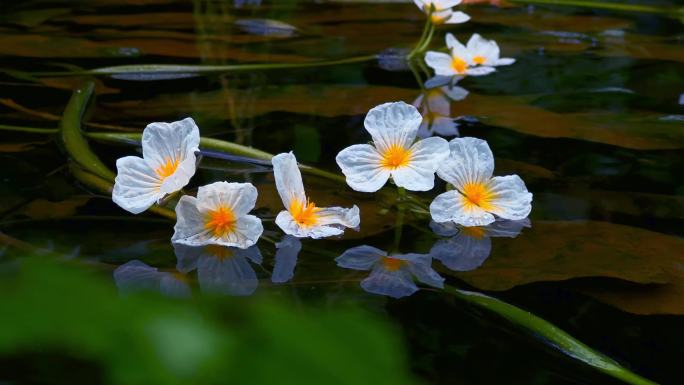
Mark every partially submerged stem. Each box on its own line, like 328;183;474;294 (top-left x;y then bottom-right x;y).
443;285;658;385
390;187;407;254
0;124;57;134
30;55;378;78
408;8;435;59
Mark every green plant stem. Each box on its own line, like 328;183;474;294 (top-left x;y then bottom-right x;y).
408;16;432;59
443;285;658;385
508;0;676;15
60;82;115;181
0;124;57;134
85;132;348;184
30;55;378;78
416;23;436;53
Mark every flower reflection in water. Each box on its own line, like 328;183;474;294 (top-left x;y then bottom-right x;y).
429;219;530;271
272;236;302;283
113;260;191;298
174;243;262;296
414;76;469;138
336;246;444;299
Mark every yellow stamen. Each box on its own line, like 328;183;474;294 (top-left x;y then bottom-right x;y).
204;206;237;237
382;257;406;272
289;198;321;227
473;55;486;65
381;144;412;170
155;157;180;179
461;181;497;212
460;226;487;239
451;57;468;74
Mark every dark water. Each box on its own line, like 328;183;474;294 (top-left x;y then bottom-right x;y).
1;1;684;384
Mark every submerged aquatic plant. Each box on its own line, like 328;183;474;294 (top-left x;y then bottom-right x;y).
336;102;449;192
172;182;264;249
112;118;200;214
430;137;533;227
273;152;360;239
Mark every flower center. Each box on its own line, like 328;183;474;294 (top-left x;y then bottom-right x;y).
461;181;497;212
289;199;320;227
451;57;468;74
382;257;406;272
473;55;487;65
155;157;179;180
204;206;237;237
381;144;412;170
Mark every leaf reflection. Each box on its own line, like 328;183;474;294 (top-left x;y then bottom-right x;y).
429;219;530;272
174;244;262;296
336;246;444;299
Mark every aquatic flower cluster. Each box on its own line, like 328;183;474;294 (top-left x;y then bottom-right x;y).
111;2;530;299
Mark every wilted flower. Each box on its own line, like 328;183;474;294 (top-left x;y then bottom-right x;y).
430;137;532;227
336;246;444;299
113;118;200;214
172;182;263;248
414;0;470;25
429;219;530;271
466;33;515;67
425;33;496;76
336;102;449;192
414;76;469;138
174;243;262;296
273;152;360;239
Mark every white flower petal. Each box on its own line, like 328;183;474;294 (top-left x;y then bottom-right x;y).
446;33;472;63
171;195;212;246
441;84;469;101
361;267;418;299
196;181;258;216
424;75;452;89
335;245;385;271
317;205;360;228
275;210;344;239
429;220;460;237
431;117;460;137
142;117;200;170
413;0;424;9
272;235;301;283
465;66;496;76
437;0;463;8
494;58;516;66
392;137;449;191
487;218;531;237
444;11;470;24
112;156;163;214
430;235;491;272
363;102;422;153
425;51;457;76
197;253;258;296
336;144;390;192
487;175;533;220
429;190;496;226
272;152;306;209
437;137;494;188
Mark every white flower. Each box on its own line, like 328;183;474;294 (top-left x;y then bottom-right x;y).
413;76;469;138
466;33;515;67
273;152;360;239
171;181;263;248
425;33;496;77
112;117;200;214
174;243;262;296
336;102;449;192
430;137;533;227
429;219;530;271
335;246;444;299
414;0;470;24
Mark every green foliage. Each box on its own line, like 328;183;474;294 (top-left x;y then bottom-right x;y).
0;257;421;385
